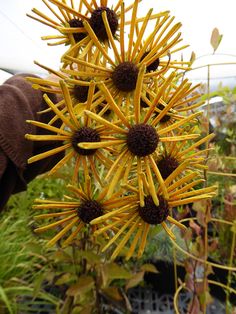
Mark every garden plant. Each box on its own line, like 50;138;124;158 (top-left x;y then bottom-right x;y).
0;0;236;313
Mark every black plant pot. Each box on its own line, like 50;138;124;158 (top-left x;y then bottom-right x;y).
144;259;236;307
144;260;185;295
207;257;236;306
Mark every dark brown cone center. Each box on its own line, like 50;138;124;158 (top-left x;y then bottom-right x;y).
156;155;179;179
71;127;100;155
73;85;89;103
138;195;169;225
68;18;86;42
141;51;160;72
127;124;159;157
78;199;103;223
112;62;139;92
156;104;171;123
89;6;118;41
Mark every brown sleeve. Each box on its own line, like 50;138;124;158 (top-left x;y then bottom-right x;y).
0;74;64;212
0;148;7;179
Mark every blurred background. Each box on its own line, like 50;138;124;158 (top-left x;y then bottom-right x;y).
1;0;236;89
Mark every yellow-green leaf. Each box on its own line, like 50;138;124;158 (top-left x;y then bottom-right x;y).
125;271;144;290
55;272;76;285
71;306;83;314
199;291;213;307
103;263;132;280
101;263;132;288
230;220;236;233
141;263;158;273
72;305;94;314
52;250;71;263
33;273;45;298
66;276;94;297
0;285;14;314
75;251;102;265
102;287;123;301
24;242;44;254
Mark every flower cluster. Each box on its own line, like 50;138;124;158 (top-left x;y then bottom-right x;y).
26;0;216;260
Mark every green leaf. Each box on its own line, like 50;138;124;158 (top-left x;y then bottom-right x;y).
23;242;44;255
0;286;14;314
103;263;132;281
232;86;236;95
52;250;71;263
66;276;94;297
101;263;133;288
125;271;144;290
210;27;223;53
4;286;59;306
72;306;93;314
149;224;163;237
55;272;76;285
71;306;83;314
141;263;158;273
75;251;102;265
33;273;45;298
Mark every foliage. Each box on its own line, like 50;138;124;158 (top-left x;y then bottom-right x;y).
0;178;64;313
183;78;236;311
201;83;236;156
1;175;156;313
47;242;158;313
201;83;236;265
138;227;187;264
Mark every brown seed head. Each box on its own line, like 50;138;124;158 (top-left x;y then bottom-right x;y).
73;85;89;102
138;195;169;224
89;7;118;41
156;104;171;123
71;127;100;155
68;18;86;42
127;124;159;157
78;199;103;223
112;62;139;92
156;155;179;179
141;51;160;73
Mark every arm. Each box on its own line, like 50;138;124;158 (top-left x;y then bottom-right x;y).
0;74;64;212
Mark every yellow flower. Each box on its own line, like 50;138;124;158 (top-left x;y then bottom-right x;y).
141;72;204;128
27;61;111;119
77;76;203;203
61;1;183;104
26;0;218;266
33;178;138;247
155;131;215;180
134;14;190;73
27;0;137;49
25;80;113;183
90;177;216;260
